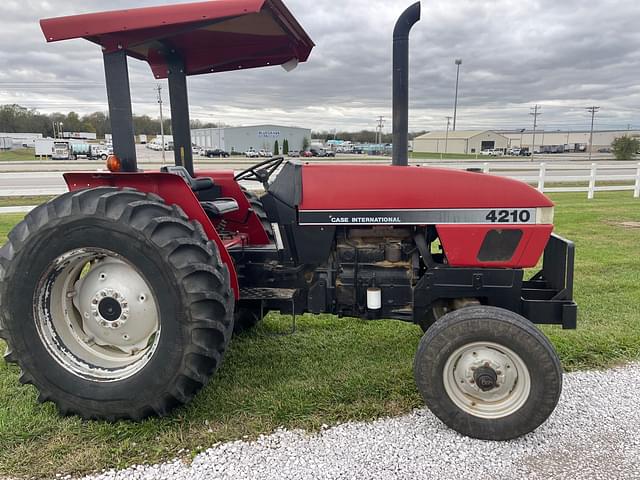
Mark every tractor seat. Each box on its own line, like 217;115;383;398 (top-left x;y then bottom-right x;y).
160;165;214;192
201;199;240;219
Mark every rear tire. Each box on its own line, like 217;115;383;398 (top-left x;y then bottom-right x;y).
414;306;562;440
0;188;235;420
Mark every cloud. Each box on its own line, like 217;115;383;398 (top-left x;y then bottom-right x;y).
0;0;638;132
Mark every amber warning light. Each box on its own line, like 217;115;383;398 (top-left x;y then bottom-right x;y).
106;155;122;172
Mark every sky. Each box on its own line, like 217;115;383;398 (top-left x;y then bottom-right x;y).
0;0;639;133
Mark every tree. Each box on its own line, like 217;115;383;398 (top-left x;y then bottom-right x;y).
302;137;310;151
612;136;639;161
273;140;279;155
283;139;289;155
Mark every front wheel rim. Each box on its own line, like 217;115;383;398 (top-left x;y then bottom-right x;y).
443;341;531;419
34;248;161;382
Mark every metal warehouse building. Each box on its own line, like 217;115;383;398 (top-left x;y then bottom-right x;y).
191;124;311;154
499;129;640;151
413;130;509;154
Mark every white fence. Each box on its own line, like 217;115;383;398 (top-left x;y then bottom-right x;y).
434;162;640;200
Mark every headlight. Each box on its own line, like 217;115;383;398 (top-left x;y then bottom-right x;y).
536;207;555;225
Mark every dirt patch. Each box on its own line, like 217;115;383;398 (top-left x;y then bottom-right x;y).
615;222;640;228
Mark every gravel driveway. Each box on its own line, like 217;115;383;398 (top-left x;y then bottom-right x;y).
83;363;639;480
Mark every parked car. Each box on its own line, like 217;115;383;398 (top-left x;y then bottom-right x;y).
258;149;272;158
507;148;521;156
481;149;504;157
289;150;300;157
205;149;230;158
245;149;259;158
597;148;611;153
302;150;314;158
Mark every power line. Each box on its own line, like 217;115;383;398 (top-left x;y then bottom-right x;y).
444;116;452;155
586;106;600;161
530;105;542;161
376;116;385;145
157;85;166;165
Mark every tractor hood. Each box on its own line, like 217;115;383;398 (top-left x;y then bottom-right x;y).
297;164;554;211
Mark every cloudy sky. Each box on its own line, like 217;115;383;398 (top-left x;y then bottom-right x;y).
1;0;639;133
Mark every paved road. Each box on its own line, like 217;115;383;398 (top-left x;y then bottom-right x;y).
0;165;637;198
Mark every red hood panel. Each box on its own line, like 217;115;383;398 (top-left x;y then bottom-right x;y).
299;164;553;210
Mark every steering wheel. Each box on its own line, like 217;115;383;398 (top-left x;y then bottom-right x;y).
234;157;286;190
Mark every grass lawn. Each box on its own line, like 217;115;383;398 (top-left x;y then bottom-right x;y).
0;196;54;208
1;191;639;478
0;149;39;162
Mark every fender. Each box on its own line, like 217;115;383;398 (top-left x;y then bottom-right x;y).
64;172;240;299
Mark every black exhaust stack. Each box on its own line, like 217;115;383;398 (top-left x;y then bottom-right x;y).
392;2;421;166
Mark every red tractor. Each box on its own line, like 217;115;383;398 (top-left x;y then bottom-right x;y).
0;1;577;441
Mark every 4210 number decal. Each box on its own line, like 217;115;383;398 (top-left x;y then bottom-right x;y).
486;210;532;223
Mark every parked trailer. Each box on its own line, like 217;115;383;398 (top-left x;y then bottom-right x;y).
35;138;55;157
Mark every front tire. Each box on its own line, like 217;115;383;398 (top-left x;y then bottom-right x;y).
0;188;235;420
414;306;562;440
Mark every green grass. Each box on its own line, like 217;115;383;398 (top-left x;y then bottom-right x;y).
0;196;54;208
1;192;639;478
0;149;39;162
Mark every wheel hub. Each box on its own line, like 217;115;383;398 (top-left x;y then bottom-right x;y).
92;289;129;329
474;366;498;392
443;342;532;419
72;258;159;354
98;297;122;322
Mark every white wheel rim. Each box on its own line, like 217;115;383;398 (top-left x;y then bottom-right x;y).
34;248;161;382
443;342;531;419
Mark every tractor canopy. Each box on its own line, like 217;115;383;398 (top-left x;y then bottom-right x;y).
40;0;315;79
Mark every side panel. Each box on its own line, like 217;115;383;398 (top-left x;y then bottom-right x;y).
437;225;554;268
198;171;271;245
63;172;240;299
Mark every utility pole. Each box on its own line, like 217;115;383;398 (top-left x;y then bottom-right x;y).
586;106;600;161
376;116;385;147
157;85;166;165
530;105;542;161
444;116;452;155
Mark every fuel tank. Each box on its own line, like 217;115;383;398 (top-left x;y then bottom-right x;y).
293;164;555;269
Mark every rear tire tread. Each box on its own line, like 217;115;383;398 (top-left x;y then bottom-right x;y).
0;187;235;421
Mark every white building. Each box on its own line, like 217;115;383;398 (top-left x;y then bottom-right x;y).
498;129;640;151
413;130;509;154
0;132;43;148
192;125;311;154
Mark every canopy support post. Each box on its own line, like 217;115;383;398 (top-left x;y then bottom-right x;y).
103;50;138;172
167;53;194;175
